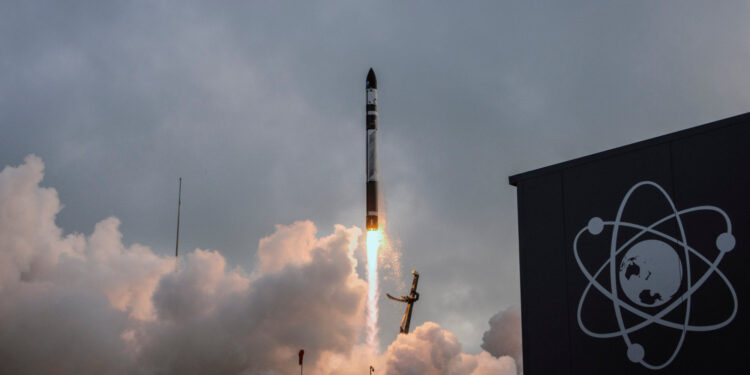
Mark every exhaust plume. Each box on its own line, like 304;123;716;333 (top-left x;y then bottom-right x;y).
366;230;382;349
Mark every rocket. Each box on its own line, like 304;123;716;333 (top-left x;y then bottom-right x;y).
366;68;379;231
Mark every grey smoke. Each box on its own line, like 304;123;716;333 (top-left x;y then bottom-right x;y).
482;305;523;374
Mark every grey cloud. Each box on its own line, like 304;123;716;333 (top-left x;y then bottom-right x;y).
3;0;750;354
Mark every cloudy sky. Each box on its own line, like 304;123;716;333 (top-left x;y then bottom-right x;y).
1;1;749;372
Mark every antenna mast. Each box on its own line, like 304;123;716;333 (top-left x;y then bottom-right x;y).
175;177;182;257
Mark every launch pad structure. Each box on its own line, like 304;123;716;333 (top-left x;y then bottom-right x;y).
387;270;420;334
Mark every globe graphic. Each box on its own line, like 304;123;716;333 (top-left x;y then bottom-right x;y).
618;239;682;307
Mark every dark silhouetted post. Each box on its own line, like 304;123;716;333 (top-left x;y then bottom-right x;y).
299;349;304;375
175;177;182;257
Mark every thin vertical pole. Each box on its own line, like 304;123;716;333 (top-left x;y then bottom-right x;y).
175;177;182;257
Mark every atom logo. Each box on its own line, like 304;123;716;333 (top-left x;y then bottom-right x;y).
574;181;738;370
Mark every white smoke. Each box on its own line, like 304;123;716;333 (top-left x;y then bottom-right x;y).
380;322;517;375
138;222;368;374
0;155;171;373
316;322;517;375
0;155;521;374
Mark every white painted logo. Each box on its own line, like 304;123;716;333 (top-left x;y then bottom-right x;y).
367;89;377;105
574;181;737;370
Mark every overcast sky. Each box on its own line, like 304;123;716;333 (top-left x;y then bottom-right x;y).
2;0;749;353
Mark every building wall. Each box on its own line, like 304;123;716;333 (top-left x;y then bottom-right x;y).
513;116;750;374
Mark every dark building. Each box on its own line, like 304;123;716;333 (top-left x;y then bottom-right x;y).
509;113;750;374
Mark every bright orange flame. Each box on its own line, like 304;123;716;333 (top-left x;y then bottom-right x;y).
365;229;382;349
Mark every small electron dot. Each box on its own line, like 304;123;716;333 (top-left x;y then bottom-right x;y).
588;217;604;235
627;343;644;362
716;233;735;253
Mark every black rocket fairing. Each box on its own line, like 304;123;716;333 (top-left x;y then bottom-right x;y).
366;68;378;231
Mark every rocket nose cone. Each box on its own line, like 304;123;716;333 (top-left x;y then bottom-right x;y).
366;68;377;89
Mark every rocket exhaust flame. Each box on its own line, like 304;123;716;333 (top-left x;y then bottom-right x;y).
366;229;381;348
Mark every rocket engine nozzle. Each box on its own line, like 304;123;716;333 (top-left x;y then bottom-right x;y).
366;216;378;231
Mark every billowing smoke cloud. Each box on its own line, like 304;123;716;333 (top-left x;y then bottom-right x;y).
0;155;366;373
316;322;517;375
381;322;517;375
139;221;368;374
0;155;520;374
0;155;170;373
481;305;523;374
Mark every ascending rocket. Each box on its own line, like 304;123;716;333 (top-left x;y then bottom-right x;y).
366;68;379;231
